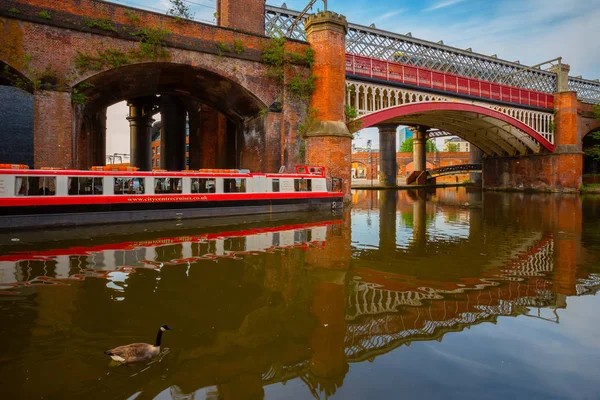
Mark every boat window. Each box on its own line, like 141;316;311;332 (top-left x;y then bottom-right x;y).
223;178;246;193
272;179;280;192
294;179;312;192
15;176;56;196
114;177;145;195
154;178;182;194
191;178;216;194
68;177;103;195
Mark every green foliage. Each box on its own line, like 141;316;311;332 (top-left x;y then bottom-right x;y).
38;11;52;20
400;137;438;153
167;0;194;20
584;131;600;161
446;142;459;152
400;137;413;152
74;49;129;72
298;108;318;137
9;7;20;14
85;18;117;33
581;183;600;193
234;39;245;55
130;27;171;61
72;82;95;105
345;104;362;133
594;104;600;120
345;104;358;122
288;74;315;100
1;65;31;91
73;26;170;73
124;10;141;24
262;36;286;81
216;41;232;57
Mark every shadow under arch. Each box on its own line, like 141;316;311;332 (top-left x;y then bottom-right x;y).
356;102;555;157
0;60;34;166
75;62;267;120
0;60;34;94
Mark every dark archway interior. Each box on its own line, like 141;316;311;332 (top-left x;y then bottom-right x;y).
81;63;265;120
583;129;600;175
0;62;34;166
76;63;268;171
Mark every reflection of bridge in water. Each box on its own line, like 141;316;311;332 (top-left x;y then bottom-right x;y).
1;191;599;399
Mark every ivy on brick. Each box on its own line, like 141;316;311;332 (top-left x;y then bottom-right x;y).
73;27;171;73
85;18;118;33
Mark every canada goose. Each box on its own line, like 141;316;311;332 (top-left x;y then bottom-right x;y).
104;324;173;363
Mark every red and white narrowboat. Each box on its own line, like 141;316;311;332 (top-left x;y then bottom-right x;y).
0;164;343;229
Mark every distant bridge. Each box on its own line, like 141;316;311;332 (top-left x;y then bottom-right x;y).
428;163;482;178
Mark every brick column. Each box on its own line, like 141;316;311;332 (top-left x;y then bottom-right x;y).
304;12;352;201
378;124;398;186
217;0;265;35
33;90;73;169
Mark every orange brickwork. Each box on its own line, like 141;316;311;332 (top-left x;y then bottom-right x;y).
217;0;265;36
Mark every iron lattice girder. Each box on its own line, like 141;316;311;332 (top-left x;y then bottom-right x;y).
265;5;600;104
429;164;482;177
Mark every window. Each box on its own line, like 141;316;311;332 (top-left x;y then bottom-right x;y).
114;177;145;195
191;178;215;193
272;179;280;192
294;179;312;192
68;177;103;195
224;178;246;193
15;176;56;196
154;178;182;194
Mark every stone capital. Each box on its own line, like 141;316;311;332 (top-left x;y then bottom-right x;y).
304;120;352;139
304;11;348;36
409;125;428;139
376;123;398;133
550;63;571;93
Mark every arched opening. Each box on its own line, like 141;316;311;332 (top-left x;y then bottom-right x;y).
0;61;34;166
583;128;600;180
356;102;555;157
74;62;267;171
351;161;368;178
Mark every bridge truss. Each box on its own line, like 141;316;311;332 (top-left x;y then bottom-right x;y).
265;5;600;104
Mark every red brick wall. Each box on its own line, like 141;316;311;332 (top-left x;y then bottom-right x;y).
483;153;582;192
1;0;311;169
217;0;265;36
352;151;471;180
33;90;72;168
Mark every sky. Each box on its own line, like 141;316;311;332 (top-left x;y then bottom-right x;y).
105;0;600;154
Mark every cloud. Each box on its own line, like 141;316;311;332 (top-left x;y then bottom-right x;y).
425;0;466;12
375;9;403;22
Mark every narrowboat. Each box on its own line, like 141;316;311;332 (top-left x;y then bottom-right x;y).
0;165;343;229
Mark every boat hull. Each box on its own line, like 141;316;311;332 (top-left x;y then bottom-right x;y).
1;195;344;229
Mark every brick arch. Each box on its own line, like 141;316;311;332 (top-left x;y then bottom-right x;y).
357;102;555;156
74;61;268;120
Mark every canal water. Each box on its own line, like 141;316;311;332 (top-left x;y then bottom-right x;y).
1;188;599;399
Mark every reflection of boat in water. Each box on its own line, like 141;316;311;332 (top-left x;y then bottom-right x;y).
0;217;341;294
0;165;343;229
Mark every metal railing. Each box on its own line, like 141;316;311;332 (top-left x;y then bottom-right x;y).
346;54;555;109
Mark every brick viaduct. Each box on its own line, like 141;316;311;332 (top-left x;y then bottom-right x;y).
1;0;599;198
